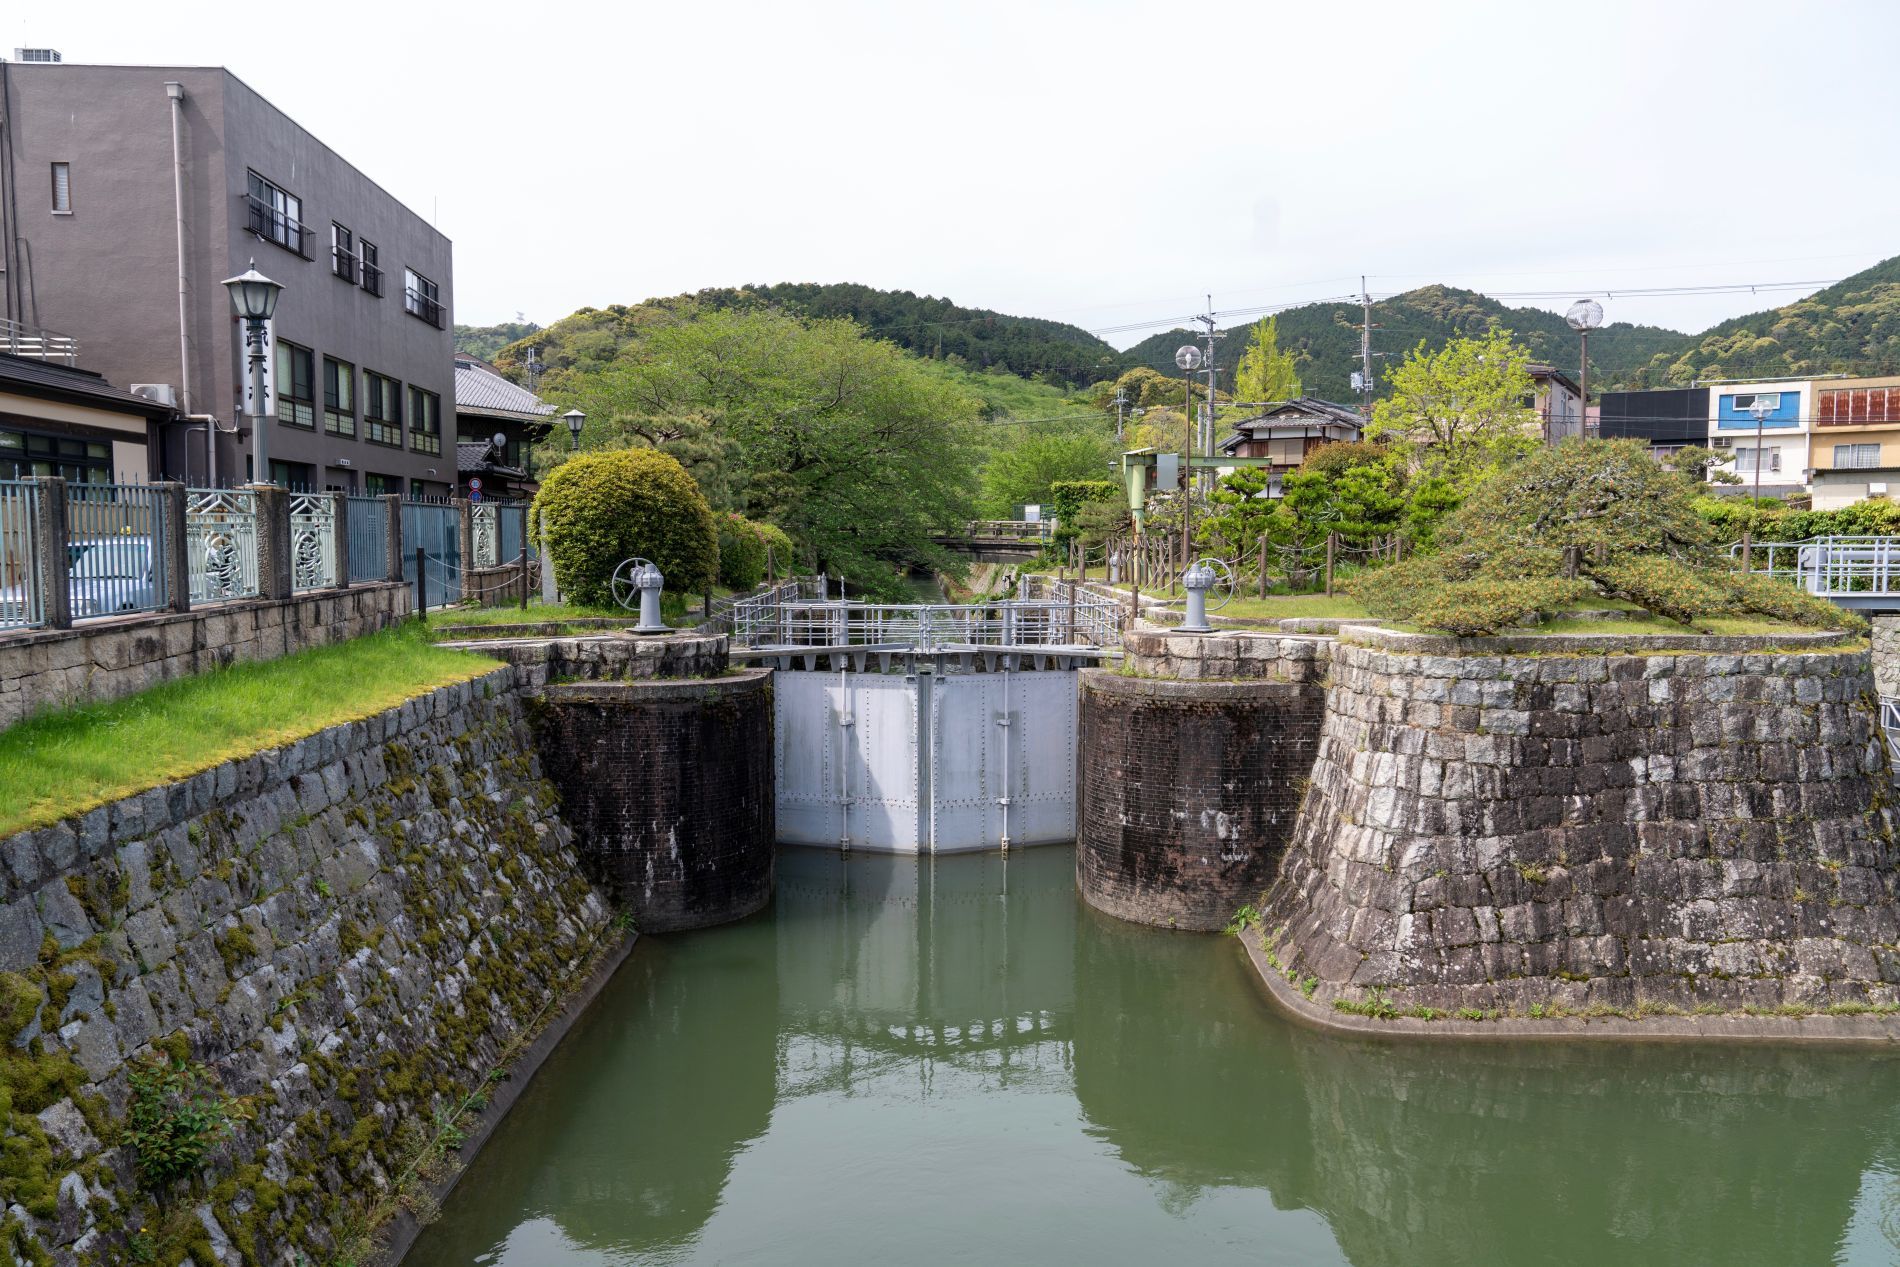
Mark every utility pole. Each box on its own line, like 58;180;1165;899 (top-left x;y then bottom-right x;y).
1356;277;1378;419
1113;389;1129;442
1194;297;1224;496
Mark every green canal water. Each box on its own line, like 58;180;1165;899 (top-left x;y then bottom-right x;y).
407;846;1900;1266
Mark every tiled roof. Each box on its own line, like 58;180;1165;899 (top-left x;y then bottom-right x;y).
453;357;554;421
0;352;174;417
455;441;525;480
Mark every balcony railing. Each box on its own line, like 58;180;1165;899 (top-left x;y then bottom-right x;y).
1;316;78;366
404;287;444;328
243;194;313;258
331;246;359;283
361;261;384;297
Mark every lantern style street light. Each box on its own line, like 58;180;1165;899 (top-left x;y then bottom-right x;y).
222;260;283;483
1749;396;1775;503
563;408;586;451
1564;299;1604;442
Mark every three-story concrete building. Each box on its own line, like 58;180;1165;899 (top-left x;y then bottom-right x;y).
0;59;454;494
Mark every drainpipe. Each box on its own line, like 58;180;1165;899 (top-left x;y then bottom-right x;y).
997;663;1012;852
166;82;208;484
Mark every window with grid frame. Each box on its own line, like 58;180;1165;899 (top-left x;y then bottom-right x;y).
408;385;442;454
360;240;383;297
1833;442;1881;470
403;268;443;327
364;371;403;447
275;341;316;428
323;356;356;436
331;222;357;282
1735;446;1782;474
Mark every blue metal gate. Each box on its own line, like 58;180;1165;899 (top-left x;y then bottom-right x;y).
401;501;461;606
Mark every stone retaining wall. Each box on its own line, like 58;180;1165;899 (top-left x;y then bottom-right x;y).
1078;671;1324;930
1260;628;1900;1014
531;670;775;932
0;668;612;1264
1121;625;1331;682
0;582;411;731
1874;615;1900;696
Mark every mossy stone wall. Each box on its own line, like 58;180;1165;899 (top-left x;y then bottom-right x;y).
0;669;611;1264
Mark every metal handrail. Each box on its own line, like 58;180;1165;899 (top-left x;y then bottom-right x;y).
0;317;79;365
1735;536;1900;596
728;587;1123;652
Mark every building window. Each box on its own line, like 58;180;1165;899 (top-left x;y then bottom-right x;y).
1818;387;1900;426
364;371;403;447
1733;446;1781;474
268;460;315;490
323;357;356;437
403;269;444;328
1834;443;1881;470
0;428;110;482
408;386;442;454
50;162;71;214
245;170;310;257
363;472;400;495
331;223;357;283
360;240;383;297
275;341;315;428
1729;392;1782;413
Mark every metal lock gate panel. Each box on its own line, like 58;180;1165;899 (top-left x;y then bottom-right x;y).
774;669;1077;853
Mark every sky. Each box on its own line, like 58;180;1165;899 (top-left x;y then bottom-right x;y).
25;0;1900;347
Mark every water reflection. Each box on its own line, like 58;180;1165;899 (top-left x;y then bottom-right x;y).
408;847;1900;1266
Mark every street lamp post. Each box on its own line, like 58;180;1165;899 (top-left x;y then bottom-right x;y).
1749;397;1774;503
563;408;586;452
221;260;283;484
1564;299;1604;443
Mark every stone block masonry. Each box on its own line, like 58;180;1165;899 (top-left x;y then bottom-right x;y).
1079;672;1324;931
1261;628;1900;1016
532;669;775;932
0;668;614;1263
0;581;411;730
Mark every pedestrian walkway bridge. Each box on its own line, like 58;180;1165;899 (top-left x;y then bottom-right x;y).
715;580;1126;855
1738;537;1900;611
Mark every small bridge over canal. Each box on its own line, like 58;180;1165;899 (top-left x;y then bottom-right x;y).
719;579;1123;855
930;519;1056;563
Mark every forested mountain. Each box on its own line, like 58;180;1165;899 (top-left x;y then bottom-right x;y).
492;253;1900;406
453;320;541;360
1119;287;1683;401
692;283;1122;386
1624;255;1900;386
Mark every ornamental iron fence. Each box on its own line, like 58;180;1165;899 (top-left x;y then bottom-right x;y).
0;480;44;630
289;493;338;591
186;489;261;604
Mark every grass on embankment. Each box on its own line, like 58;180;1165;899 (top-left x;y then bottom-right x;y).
0;622;501;837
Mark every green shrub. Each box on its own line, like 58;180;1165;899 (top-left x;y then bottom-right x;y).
1726;571;1870;633
531;449;718;606
125;1058;234;1194
1592;555;1732;627
752;521;796;577
1410;576;1589;637
1048;479;1120;543
717;514;767;589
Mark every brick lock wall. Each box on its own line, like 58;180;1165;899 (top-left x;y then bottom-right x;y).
532;671;775;932
1078;671;1325;931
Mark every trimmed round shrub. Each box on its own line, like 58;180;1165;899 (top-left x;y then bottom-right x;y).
531;448;718;606
717;514;767;589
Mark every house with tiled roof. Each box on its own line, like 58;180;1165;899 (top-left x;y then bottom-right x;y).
453;354;553;500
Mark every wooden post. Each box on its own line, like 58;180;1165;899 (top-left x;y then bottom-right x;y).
1257;532;1268;600
415;545;427;619
519;547;529;611
1324;531;1337;597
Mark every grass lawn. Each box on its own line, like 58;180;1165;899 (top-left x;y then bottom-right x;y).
0;623;501;838
1209;594;1372;621
426;601;628;629
1527;614;1829;637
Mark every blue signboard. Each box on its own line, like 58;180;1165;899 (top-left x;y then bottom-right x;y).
1716;390;1801;430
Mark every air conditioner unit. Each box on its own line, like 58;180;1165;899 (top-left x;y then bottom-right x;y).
1871;482;1889;496
13;48;63;63
131;383;179;408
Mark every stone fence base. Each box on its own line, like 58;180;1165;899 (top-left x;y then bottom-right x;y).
0;581;411;729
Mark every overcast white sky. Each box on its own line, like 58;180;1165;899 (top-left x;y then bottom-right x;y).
27;0;1900;346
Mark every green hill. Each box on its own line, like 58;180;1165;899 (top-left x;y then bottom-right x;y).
1627;256;1900;386
1118;286;1683;400
453;320;541;360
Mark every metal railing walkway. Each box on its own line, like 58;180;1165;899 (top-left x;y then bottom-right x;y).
1736;536;1900;610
